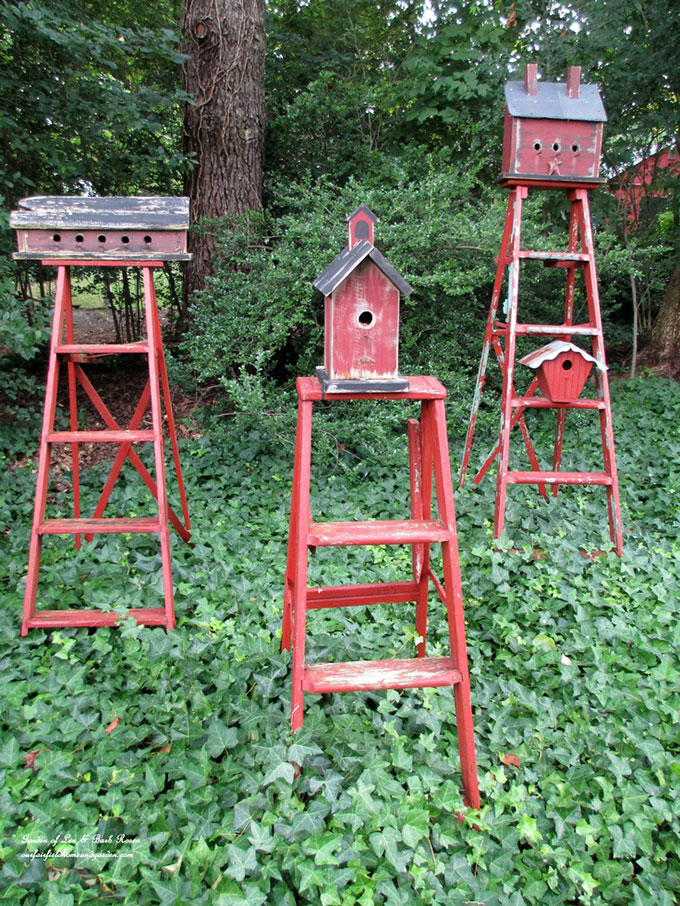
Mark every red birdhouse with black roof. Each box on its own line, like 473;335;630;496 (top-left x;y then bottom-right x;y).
314;205;413;393
501;63;607;182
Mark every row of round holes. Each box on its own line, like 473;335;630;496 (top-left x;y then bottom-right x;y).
52;233;153;244
533;141;580;153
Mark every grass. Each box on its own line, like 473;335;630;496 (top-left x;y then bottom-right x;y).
0;372;678;905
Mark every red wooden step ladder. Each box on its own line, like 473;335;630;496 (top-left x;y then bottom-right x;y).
459;180;623;555
10;196;192;634
282;376;480;809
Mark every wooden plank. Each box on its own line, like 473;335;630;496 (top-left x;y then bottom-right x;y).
15;251;191;262
307;519;450;547
39;517;161;534
297;375;446;401
47;430;155;443
306;580;420;609
10;196;189;230
303;656;461;693
26;607;167;628
513;323;598;337
56;343;149;355
511;396;605;410
506;471;612;486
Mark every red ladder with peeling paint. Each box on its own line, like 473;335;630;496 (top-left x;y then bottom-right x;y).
21;259;191;635
281;375;480;809
459;180;623;555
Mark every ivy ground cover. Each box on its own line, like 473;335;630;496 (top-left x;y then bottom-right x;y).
0;376;679;905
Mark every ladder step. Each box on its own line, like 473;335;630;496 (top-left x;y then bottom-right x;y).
303;656;462;694
511;397;605;410
56;343;149;355
513;324;599;337
307;580;421;609
25;607;168;629
47;429;155;443
506;471;613;486
307;519;451;547
517;251;589;263
38;517;161;535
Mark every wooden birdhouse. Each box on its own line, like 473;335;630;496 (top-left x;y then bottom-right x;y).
313;205;413;393
501;63;607;182
519;340;605;403
10;196;191;261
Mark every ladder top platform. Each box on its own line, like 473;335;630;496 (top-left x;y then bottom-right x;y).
11;196;191;261
297;375;447;401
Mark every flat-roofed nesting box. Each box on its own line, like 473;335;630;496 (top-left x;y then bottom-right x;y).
10;196;191;261
501;64;607;182
520;340;605;403
314;205;413;393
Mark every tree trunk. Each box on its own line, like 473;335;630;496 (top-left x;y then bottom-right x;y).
640;263;680;378
180;0;266;313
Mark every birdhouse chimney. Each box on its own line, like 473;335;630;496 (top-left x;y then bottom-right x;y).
524;63;538;96
347;204;377;249
567;66;581;99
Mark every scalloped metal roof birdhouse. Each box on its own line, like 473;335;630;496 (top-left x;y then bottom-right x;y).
520;340;605;403
313;205;413;393
501;64;607;182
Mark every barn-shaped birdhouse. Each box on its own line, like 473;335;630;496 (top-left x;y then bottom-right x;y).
501;63;607;182
519;340;605;404
314;205;413;393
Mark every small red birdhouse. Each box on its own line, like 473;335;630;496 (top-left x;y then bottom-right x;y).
314;205;413;393
501;63;607;182
519;340;605;403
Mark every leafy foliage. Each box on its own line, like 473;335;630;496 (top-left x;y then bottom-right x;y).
0;370;679;903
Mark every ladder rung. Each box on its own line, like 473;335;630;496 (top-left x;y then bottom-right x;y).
511;397;605;410
47;430;155;443
25;607;168;629
517;251;589;263
307;519;451;547
38;517;161;535
513;324;599;337
56;343;149;355
303;656;462;694
307;580;420;609
506;471;613;486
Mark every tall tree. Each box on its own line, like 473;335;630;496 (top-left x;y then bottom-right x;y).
180;0;266;305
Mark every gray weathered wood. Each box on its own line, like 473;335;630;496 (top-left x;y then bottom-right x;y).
10;196;190;230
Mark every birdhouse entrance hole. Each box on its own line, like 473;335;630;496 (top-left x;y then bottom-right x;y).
562;358;573;371
358;310;374;327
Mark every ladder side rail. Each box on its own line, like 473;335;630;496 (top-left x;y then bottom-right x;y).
22;266;69;635
152;296;191;533
290;397;314;733
572;189;623;554
494;187;527;539
429;397;480;809
143;267;176;628
459;192;516;486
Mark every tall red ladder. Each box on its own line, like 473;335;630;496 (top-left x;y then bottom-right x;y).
281;375;480;809
459;180;623;555
21;258;191;635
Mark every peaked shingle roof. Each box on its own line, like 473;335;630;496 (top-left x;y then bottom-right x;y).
313;240;413;297
519;340;606;370
505;80;607;122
